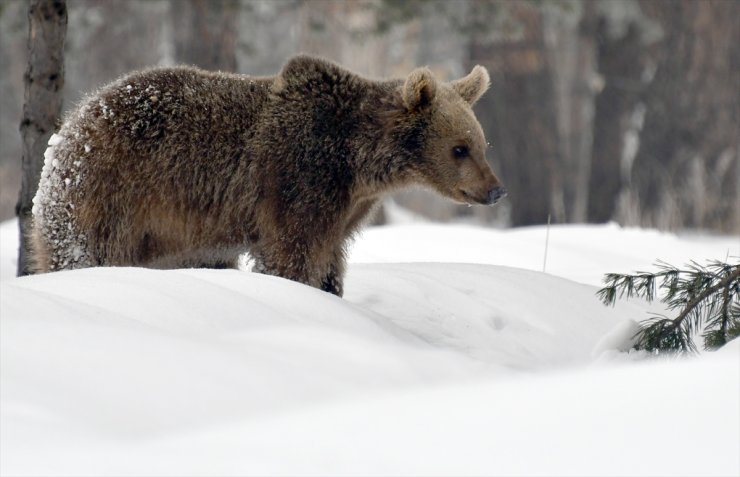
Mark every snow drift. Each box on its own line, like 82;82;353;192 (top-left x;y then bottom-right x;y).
1;218;738;476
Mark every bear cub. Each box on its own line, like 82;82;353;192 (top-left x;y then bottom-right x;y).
31;55;505;296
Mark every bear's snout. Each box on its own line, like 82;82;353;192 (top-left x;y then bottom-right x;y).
486;185;508;205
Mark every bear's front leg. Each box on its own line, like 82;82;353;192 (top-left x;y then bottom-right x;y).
319;268;343;296
318;251;346;297
250;238;345;297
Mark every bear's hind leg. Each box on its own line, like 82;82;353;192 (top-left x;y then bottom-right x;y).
188;251;240;270
203;257;240;269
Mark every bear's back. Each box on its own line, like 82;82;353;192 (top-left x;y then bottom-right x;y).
32;67;276;271
72;67;272;164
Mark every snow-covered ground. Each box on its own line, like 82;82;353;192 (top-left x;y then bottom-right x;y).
1;216;738;476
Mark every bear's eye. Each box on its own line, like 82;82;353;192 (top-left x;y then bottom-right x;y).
452;145;469;159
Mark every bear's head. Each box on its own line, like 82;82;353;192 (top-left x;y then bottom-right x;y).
398;65;506;206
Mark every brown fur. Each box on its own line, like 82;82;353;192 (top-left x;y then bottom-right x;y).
31;55;504;296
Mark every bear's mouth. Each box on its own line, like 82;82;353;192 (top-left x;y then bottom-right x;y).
460;190;485;205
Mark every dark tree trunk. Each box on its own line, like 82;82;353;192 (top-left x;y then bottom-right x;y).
17;0;67;277
631;0;739;231
173;0;239;72
587;19;644;223
471;2;560;226
566;1;598;223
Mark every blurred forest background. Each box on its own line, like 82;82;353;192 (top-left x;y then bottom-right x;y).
1;0;738;232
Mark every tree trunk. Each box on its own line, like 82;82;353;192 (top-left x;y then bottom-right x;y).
173;0;239;72
17;0;67;277
470;2;560;226
630;0;739;231
587;18;644;223
567;2;598;223
546;1;598;223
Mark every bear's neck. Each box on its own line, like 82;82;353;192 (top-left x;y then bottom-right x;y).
350;80;421;200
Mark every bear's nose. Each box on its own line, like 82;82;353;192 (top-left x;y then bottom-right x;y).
486;186;507;205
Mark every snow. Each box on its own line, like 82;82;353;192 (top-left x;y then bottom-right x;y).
0;217;738;476
33;137;61;218
0;220;18;280
349;220;739;285
47;133;63;146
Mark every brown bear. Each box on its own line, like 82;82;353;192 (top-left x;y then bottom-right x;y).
31;55;505;296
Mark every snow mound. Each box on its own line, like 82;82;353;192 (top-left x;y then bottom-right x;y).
1;219;738;475
1;264;636;437
349;222;739;285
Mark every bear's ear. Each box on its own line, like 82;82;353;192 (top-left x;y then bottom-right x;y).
451;65;490;106
402;67;437;111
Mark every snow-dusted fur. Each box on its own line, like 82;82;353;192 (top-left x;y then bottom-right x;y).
31;55;502;295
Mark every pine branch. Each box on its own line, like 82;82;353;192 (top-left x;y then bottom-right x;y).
720;271;731;338
598;261;740;354
670;265;739;335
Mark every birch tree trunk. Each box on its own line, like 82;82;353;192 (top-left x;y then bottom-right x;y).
17;0;67;276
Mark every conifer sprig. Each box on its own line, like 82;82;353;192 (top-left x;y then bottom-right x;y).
598;260;740;354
